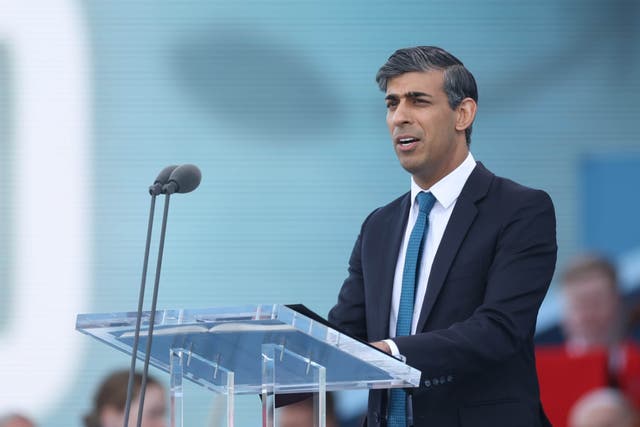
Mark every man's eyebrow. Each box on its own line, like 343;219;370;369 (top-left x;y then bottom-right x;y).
384;91;433;100
406;91;432;98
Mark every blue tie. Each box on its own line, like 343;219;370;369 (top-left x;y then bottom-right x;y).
388;191;436;427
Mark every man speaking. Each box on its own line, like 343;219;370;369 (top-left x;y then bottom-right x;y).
328;46;557;427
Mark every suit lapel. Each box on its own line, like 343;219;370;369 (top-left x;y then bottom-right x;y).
416;163;494;332
371;193;411;341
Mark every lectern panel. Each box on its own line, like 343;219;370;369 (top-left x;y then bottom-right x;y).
76;304;420;395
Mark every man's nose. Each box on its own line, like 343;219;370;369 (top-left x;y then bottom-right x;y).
391;101;412;126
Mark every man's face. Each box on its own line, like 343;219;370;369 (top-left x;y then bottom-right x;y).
562;274;619;349
128;384;167;427
385;70;469;189
278;399;337;427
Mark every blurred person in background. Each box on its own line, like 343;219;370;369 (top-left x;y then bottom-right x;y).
0;414;35;427
561;254;624;354
536;253;640;426
278;393;339;427
561;253;640;400
83;369;167;427
568;387;639;427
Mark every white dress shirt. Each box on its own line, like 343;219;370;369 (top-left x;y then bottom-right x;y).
385;153;477;356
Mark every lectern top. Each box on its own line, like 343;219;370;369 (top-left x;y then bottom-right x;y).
76;304;421;394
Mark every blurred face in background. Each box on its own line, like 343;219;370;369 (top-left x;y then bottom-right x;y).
568;389;638;427
562;272;620;350
570;403;635;427
278;398;338;427
0;415;35;427
101;383;167;427
131;383;167;427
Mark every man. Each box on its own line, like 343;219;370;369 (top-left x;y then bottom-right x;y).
328;46;557;426
568;388;639;427
535;254;639;424
83;370;167;427
561;254;622;353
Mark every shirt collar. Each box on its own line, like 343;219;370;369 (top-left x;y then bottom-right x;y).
410;152;477;210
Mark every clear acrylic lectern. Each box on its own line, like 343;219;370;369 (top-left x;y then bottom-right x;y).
76;304;421;427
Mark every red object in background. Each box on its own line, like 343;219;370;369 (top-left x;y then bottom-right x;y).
618;342;640;408
536;346;609;427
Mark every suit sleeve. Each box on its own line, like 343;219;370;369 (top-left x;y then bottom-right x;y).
327;209;380;341
393;189;557;379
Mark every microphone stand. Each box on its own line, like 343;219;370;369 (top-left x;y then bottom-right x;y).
123;193;158;427
121;164;199;427
136;193;172;427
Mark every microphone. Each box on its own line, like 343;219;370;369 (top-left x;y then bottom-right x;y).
162;164;202;195
135;163;201;427
149;165;179;196
124;165;179;427
123;164;201;427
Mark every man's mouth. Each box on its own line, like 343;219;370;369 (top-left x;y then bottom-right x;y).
396;136;420;151
398;137;419;146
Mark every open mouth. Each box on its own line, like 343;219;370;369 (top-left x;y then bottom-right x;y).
398;137;419;146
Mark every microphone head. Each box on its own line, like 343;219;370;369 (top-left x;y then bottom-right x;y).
155;165;179;184
163;164;202;194
149;165;179;195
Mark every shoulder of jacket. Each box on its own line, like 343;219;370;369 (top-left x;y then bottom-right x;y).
360;192;410;228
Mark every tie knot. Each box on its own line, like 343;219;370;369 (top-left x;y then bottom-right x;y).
416;191;436;214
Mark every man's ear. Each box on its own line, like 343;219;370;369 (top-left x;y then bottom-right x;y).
455;98;477;133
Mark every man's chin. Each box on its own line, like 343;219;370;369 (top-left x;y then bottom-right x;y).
397;159;423;177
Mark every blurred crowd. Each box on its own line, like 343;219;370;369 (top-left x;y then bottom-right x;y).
536;253;640;427
1;370;167;427
1;369;343;427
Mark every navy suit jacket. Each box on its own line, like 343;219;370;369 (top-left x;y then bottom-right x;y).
328;162;557;427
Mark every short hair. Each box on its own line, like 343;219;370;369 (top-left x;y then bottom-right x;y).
83;370;161;427
375;46;478;145
562;253;618;290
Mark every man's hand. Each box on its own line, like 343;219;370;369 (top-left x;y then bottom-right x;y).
370;340;391;354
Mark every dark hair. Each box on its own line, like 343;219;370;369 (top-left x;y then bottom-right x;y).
83;370;161;427
562;253;618;291
375;46;478;145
